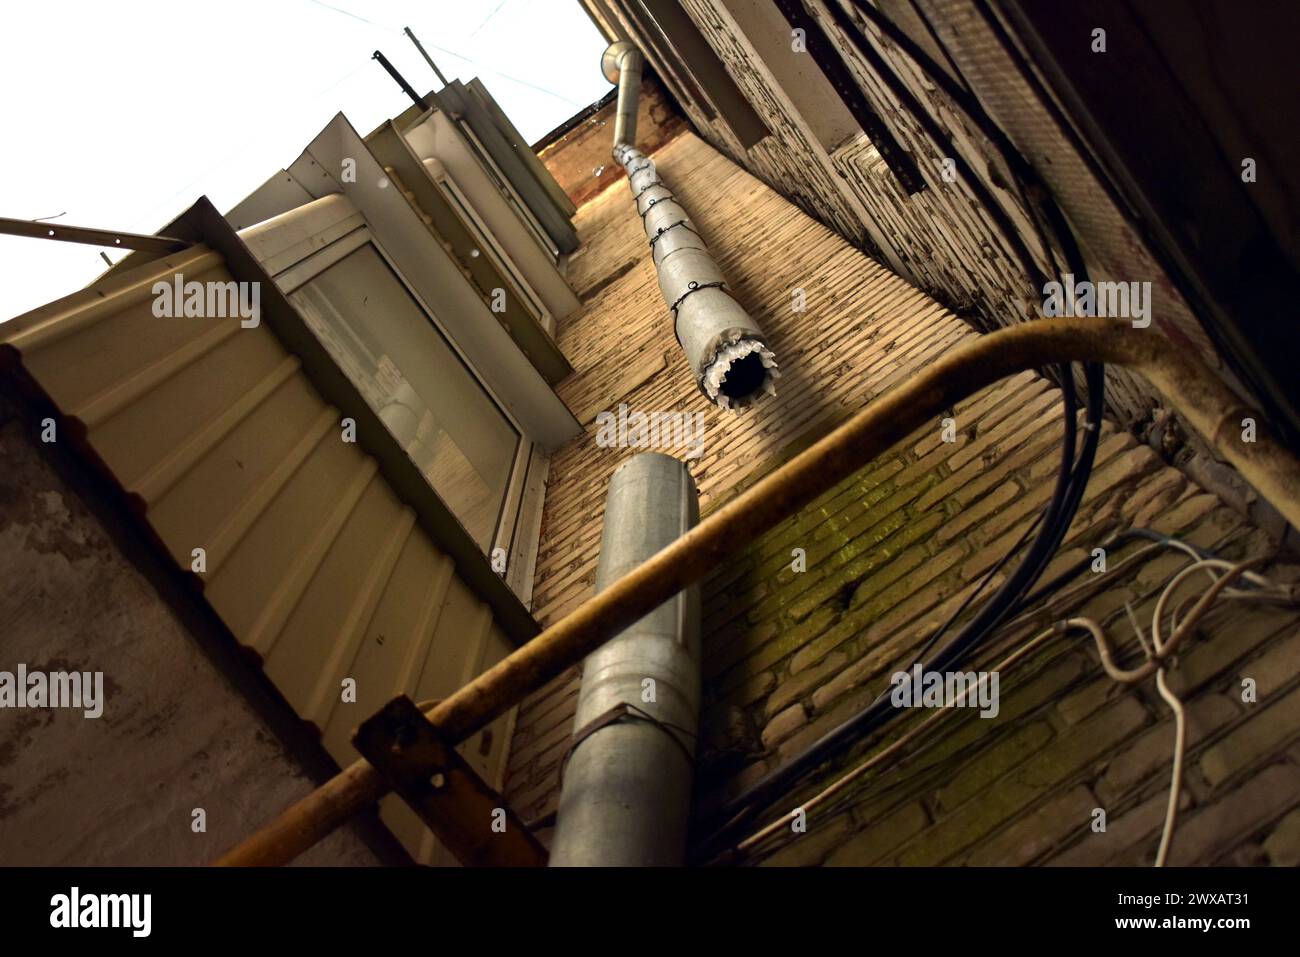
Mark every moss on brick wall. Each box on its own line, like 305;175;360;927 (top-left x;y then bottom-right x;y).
505;130;1300;868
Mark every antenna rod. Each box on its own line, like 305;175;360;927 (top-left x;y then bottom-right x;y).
0;215;190;254
403;26;449;87
372;50;429;111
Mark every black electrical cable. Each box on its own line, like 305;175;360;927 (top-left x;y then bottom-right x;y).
844;0;1112;636
831;0;1108;636
701;390;1102;861
736;524;1250;864
696;1;1111;857
851;0;1040;192
823;0;1097;633
701;381;1099;851
847;0;1068;289
914;509;1044;668
825;0;1051;291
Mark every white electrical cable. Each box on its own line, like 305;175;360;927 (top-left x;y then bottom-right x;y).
1068;556;1274;866
1140;568;1192;868
1154;558;1282;649
1144;556;1288;866
1152;666;1186;867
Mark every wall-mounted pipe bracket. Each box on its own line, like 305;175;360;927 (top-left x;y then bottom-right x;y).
352;695;546;867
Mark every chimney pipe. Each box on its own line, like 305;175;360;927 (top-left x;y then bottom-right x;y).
603;42;778;409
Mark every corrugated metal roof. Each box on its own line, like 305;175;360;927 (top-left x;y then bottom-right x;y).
2;233;518;864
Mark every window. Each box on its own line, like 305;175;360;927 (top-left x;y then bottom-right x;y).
423;156;555;332
278;228;528;556
235;115;581;609
458;122;561;263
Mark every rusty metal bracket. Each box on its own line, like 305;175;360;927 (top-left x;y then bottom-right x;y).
558;701;696;786
352;695;547;867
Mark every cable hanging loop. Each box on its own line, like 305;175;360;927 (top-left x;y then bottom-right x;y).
649;220;699;249
670;279;726;316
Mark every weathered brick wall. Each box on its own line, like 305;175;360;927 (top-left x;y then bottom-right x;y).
666;0;1168;428
700;396;1300;867
589;0;1282;534
510;129;1300;866
535;71;687;210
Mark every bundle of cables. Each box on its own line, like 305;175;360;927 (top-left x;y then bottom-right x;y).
696;0;1114;858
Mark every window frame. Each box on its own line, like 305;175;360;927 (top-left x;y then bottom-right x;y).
457;120;561;263
421;156;556;334
271;223;534;568
234;113;580;607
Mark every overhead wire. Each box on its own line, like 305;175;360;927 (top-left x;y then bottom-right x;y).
302;0;589;107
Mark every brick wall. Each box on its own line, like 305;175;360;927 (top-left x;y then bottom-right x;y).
701;399;1300;867
507;129;1300;866
536;71;687;210
588;0;1286;537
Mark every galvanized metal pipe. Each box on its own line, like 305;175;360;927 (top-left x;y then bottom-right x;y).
215;318;1300;866
603;42;777;409
549;452;701;866
603;41;642;149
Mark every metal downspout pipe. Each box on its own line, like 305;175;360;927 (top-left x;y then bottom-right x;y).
602;42;778;410
549;453;702;866
606;40;643;150
550;43;765;865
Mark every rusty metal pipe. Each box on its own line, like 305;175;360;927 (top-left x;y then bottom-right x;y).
215;318;1300;866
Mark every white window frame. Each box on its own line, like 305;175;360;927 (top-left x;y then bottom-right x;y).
238;114;579;606
421;156;555;334
458;121;561;264
401;111;582;324
264;218;543;601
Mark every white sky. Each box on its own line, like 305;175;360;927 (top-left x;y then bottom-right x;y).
0;0;609;323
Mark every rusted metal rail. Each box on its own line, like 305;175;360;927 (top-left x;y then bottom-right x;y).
216;318;1300;866
352;696;547;866
0;215;191;254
